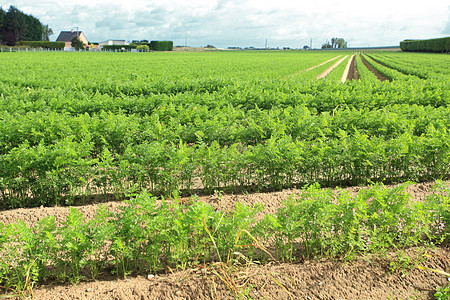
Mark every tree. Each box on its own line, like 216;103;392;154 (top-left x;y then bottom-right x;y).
4;6;26;44
71;36;84;50
337;38;347;48
42;24;53;41
322;38;347;49
22;13;43;41
0;7;5;41
322;41;332;49
1;6;44;44
331;37;337;48
303;45;310;50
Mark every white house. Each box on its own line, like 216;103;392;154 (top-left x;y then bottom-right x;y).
99;40;130;46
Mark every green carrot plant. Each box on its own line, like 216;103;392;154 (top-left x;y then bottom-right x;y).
0;181;449;296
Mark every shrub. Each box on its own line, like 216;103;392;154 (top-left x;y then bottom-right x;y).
15;41;65;49
136;45;149;52
400;37;450;53
149;41;173;51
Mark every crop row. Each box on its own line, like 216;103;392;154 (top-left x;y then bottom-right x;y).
1;183;448;292
354;54;379;81
1;125;448;208
366;52;450;80
1;103;449;153
1;75;448;116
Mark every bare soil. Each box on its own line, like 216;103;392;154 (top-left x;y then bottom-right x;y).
29;247;449;300
345;54;359;81
1;181;449;299
359;54;389;81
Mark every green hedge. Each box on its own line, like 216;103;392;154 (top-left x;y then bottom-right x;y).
400;37;450;53
15;41;65;49
149;40;173;51
102;45;137;52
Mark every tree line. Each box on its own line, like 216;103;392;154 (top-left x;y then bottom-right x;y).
0;5;53;46
322;37;347;49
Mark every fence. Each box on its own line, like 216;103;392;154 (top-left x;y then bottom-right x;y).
0;47;102;53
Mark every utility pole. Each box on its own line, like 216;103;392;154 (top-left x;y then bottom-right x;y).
310;38;312;49
185;36;187;47
265;38;268;49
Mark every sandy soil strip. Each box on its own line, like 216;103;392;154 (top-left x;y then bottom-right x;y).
283;55;342;80
305;55;342;72
316;55;348;79
341;54;357;83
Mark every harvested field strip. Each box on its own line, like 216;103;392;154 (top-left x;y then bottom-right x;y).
306;55;342;71
341;54;357;82
359;54;389;81
317;55;349;79
283;55;342;79
320;55;350;81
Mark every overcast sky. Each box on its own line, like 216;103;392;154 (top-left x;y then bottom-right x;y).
2;0;450;48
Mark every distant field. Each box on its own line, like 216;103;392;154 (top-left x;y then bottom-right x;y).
0;51;449;208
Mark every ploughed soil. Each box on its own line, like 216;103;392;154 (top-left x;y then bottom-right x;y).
359;54;389;81
1;181;449;299
346;54;359;81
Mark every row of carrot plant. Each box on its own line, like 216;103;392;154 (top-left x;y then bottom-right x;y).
1;125;448;208
0;182;448;292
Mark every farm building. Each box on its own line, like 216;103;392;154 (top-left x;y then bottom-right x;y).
56;30;89;48
99;40;130;46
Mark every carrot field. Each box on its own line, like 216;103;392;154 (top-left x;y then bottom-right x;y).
0;51;449;208
0;50;449;298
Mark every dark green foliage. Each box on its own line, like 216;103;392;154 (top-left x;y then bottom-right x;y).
16;41;64;49
21;13;43;41
400;37;450;53
149;40;173;51
71;36;84;50
0;7;5;40
1;5;44;45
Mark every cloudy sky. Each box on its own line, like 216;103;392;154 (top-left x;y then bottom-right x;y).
2;0;450;48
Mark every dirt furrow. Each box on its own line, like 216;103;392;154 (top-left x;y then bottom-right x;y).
359;53;389;81
341;53;358;82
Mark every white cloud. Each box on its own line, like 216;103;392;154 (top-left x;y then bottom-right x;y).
2;0;449;48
